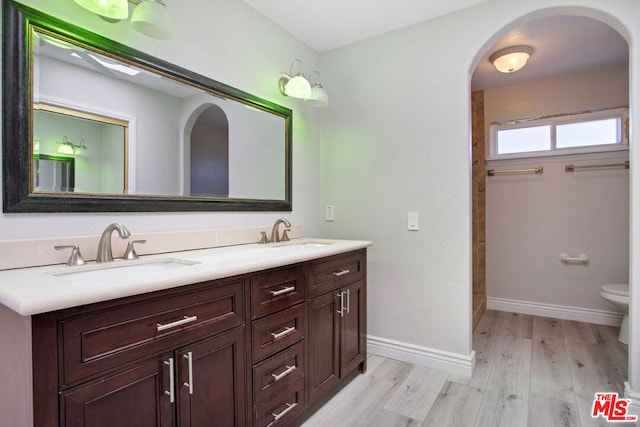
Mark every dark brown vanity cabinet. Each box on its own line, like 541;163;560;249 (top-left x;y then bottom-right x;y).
30;249;367;427
59;327;246;427
32;278;247;427
250;266;307;427
307;252;367;408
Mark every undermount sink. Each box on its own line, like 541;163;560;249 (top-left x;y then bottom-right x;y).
269;241;332;250
53;259;199;281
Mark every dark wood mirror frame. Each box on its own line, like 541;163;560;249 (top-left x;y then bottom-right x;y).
2;0;292;213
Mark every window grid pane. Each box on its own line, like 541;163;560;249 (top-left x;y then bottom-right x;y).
496;125;551;155
556;118;619;149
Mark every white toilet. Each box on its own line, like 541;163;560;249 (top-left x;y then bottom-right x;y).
600;284;630;344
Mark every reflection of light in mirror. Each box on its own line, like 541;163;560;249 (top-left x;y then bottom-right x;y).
70;52;141;76
36;32;77;50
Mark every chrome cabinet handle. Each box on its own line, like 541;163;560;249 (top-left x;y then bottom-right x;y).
183;351;194;395
332;269;350;277
271;326;295;340
345;289;350;314
272;402;297;422
272;365;296;382
157;315;198;332
164;358;175;403
336;293;344;317
270;286;295;297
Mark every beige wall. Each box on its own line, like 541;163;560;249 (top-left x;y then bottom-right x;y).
485;66;629;316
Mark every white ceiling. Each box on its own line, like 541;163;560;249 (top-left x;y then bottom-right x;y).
243;1;629;90
243;0;491;53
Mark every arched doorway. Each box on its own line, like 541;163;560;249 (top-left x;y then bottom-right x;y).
470;14;629;330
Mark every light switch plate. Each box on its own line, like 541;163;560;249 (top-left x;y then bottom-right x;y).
408;211;419;230
326;205;335;221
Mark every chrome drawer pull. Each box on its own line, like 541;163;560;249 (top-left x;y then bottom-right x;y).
183;351;194;395
157;315;198;332
164;358;175;403
272;365;296;382
270;286;296;297
271;326;296;340
332;269;350;277
336;293;344;317
272;402;297;422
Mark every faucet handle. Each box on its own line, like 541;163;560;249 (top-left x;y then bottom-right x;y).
281;229;290;242
258;231;270;244
123;240;147;260
54;245;86;266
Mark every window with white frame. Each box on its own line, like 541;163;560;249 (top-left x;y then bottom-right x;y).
489;108;628;159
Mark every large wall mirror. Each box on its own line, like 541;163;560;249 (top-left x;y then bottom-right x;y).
2;1;292;212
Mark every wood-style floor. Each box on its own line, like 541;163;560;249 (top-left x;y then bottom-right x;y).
302;310;633;427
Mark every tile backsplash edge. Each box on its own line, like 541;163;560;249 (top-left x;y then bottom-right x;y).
0;224;302;271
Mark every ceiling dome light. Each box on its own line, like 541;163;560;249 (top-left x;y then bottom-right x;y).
489;46;534;73
130;0;176;40
74;0;129;20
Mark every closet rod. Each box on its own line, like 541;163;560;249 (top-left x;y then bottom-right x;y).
487;167;543;177
565;161;629;172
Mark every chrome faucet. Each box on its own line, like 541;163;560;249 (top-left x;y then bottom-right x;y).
270;218;291;243
97;223;131;263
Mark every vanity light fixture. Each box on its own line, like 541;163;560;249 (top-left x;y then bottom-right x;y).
74;0;129;20
279;59;311;99
278;60;329;107
73;0;176;40
489;45;534;73
305;71;329;107
57;136;88;155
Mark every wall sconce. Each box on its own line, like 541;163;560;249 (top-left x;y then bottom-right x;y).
57;136;88;155
278;60;329;107
489;46;534;73
73;0;176;40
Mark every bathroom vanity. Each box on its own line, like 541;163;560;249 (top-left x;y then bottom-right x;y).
0;238;370;427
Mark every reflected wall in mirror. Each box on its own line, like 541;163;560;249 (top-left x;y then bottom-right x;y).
2;0;292;212
33;153;75;192
33;103;128;194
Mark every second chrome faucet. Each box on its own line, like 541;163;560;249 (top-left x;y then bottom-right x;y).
97;223;131;263
270;218;291;243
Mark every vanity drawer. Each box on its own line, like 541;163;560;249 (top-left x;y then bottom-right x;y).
251;266;305;319
252;303;305;362
254;377;305;427
253;341;305;403
309;251;364;297
61;279;244;386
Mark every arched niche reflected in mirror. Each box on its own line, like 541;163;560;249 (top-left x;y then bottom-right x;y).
2;0;292;212
189;105;229;198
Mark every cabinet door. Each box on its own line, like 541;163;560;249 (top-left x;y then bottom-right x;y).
61;354;174;427
340;280;365;379
307;291;340;405
177;327;246;427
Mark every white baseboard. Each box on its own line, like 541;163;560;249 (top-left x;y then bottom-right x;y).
487;297;623;326
367;335;476;377
625;382;640;419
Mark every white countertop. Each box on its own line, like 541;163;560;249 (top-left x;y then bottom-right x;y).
0;238;372;316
